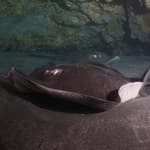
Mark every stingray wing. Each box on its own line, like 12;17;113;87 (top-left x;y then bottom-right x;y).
7;68;118;111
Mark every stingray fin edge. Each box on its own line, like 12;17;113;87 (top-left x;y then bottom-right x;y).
8;68;118;111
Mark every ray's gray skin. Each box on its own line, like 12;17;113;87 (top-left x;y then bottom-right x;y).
7;63;128;112
8;68;117;111
5;62;150;112
6;59;150;111
1;64;150;149
1;80;150;150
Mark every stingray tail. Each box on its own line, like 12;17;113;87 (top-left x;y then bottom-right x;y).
106;56;120;65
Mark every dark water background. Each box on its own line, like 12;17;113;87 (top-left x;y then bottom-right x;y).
0;49;149;78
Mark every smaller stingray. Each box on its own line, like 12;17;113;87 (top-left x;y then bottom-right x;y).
6;63;150;112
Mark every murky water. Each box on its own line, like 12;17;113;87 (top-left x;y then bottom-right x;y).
0;50;81;74
0;50;149;78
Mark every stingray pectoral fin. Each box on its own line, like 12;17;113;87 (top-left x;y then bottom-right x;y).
8;68;118;111
32;84;118;111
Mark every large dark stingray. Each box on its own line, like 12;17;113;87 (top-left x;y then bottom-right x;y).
7;63;129;112
1;64;150;149
1;80;150;150
6;62;150;112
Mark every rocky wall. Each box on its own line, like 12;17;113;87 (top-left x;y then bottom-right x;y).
0;0;149;55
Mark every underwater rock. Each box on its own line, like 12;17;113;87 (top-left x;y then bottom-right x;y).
0;0;149;54
0;0;125;51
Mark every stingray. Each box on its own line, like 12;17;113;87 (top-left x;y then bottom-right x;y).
1;63;150;150
1;81;150;150
6;63;150;112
